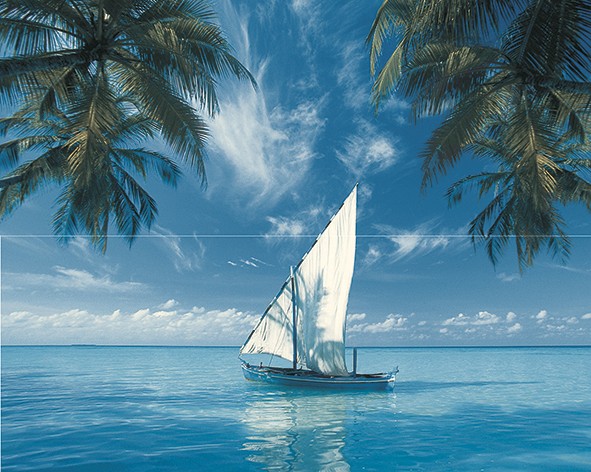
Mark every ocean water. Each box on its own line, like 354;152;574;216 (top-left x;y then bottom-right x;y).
2;346;590;471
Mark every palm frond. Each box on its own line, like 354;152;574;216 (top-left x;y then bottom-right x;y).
446;171;509;206
555;169;591;209
503;0;591;80
367;0;415;76
402;43;507;118
420;79;515;187
113;148;181;186
111;62;208;179
0;148;67;217
0;0;253;249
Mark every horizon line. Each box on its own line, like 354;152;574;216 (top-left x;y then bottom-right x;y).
2;343;590;349
2;234;591;239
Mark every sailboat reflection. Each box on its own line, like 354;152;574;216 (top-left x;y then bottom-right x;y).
241;386;398;471
241;392;352;470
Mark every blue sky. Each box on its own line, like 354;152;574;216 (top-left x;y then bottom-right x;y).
1;0;590;347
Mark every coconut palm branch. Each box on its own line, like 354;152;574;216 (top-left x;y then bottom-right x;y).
0;0;254;172
367;0;524;108
446;130;591;270
368;0;591;268
0;0;254;247
0;97;182;251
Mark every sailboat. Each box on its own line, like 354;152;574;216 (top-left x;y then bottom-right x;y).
239;185;398;390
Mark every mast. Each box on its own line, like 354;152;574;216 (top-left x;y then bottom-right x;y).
290;266;297;369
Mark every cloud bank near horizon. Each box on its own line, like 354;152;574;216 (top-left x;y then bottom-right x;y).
3;304;589;346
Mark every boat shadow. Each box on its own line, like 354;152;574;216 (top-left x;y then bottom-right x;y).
395;379;539;393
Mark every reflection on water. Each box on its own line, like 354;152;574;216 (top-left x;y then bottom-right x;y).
241;389;397;471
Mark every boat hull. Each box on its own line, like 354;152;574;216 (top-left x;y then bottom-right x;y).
241;363;396;390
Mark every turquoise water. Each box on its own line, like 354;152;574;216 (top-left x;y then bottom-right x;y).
2;346;591;471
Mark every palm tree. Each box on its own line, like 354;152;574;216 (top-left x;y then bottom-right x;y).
446;132;591;271
0;102;181;251
367;0;591;268
0;0;255;248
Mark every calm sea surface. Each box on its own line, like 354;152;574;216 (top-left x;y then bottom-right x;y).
2;346;590;471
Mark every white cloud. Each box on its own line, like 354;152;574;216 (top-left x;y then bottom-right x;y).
506;312;517;323
266;216;306;237
291;0;313;13
543;323;566;332
582;313;591;320
390;233;449;260
362;245;382;266
536;310;548;323
288;0;323;59
264;201;339;243
158;299;179;310
2;306;261;346
443;311;501;326
348;313;367;322
381;95;411;113
337;120;400;178
507;323;522;334
473;311;501;325
443;313;468;326
497;272;520;283
348;314;407;333
3;266;143;293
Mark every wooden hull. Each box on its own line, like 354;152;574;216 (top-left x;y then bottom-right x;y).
241;363;397;390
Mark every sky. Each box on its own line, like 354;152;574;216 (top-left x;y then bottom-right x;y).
1;0;590;347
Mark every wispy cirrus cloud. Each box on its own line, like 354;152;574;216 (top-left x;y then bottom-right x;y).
227;257;270;269
265;216;307;237
3;266;144;293
207;3;326;207
209;89;325;206
367;222;468;263
151;225;205;272
336;42;372;111
337;120;400;178
497;272;521;283
264;200;335;239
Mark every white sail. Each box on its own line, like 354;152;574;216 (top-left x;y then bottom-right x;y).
293;187;356;375
240;186;357;376
240;280;299;363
